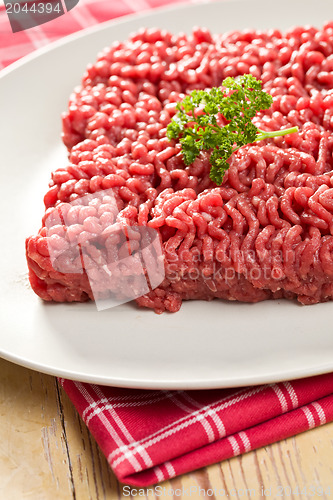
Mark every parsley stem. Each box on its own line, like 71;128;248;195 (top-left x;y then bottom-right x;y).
255;126;299;142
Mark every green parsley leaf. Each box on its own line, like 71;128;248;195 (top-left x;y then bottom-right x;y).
166;74;298;185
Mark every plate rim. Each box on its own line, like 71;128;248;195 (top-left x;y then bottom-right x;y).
1;347;333;389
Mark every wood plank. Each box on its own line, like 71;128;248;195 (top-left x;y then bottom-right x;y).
58;383;120;500
212;423;333;499
0;358;74;500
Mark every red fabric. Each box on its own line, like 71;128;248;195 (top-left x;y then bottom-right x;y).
59;375;333;486
2;0;333;487
0;0;193;69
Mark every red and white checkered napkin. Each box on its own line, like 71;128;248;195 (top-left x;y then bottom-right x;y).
60;374;333;486
2;0;333;487
0;0;195;70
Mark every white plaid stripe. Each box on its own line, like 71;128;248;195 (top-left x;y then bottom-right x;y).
108;387;254;462
301;405;316;429
74;382;143;472
165;460;176;478
227;436;240;456
311;402;326;425
206;408;226;438
165;391;215;443
181;391;226;439
25;25;55;48
89;386;167;482
69;1;99;29
87;390;162;402
92;386;154;468
109;386;266;467
270;384;288;412
108;412;201;464
82;393;170;423
123;0;150;10
283;382;298;408
238;431;251;452
153;465;165;482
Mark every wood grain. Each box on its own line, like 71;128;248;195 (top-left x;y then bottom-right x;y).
0;357;332;500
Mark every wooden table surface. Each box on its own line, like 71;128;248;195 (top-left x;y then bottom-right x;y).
0;357;332;500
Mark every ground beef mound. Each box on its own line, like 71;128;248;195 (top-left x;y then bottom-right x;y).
26;25;333;313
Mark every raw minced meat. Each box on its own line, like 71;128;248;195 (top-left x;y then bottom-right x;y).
26;24;333;313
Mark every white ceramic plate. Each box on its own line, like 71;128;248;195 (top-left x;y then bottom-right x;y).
1;0;333;389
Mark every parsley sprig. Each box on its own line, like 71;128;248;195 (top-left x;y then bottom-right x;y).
166;74;298;185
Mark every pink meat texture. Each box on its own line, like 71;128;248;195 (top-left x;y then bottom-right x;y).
26;25;333;313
